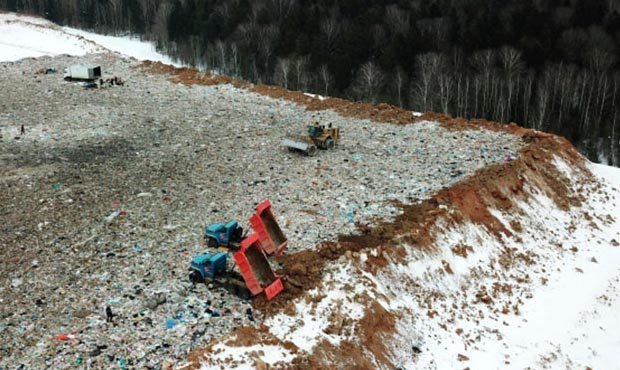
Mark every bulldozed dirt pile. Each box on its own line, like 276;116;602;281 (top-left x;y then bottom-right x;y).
139;61;439;126
140;61;247;87
138;61;549;136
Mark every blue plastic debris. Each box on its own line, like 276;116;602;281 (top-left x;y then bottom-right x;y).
166;319;176;329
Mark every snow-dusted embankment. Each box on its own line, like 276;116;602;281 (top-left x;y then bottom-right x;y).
382;159;620;370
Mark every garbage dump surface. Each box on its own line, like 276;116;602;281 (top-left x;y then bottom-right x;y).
0;53;523;369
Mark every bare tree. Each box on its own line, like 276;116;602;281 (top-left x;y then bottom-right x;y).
215;39;227;74
438;73;454;113
412;52;444;112
471;49;495;117
137;0;157;31
257;24;279;81
352;61;385;104
416;17;450;49
318;64;333;96
274;57;291;89
320;17;341;52
153;2;174;43
586;48;617;73
534;83;550;131
293;56;310;91
189;35;205;70
392;66;407;108
384;5;410;35
370;24;386;58
522;72;534;126
268;0;298;21
214;2;232;20
499;46;524;122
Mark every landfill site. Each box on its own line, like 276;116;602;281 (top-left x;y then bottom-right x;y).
2;52;620;370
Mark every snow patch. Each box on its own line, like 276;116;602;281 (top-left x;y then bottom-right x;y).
0;14;103;61
62;27;182;66
303;92;327;101
266;262;365;352
0;12;181;65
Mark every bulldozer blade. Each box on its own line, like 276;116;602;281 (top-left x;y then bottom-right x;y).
281;138;317;156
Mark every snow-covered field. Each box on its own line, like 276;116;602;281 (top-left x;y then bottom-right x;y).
0;12;179;65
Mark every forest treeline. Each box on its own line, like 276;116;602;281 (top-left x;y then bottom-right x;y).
3;0;620;165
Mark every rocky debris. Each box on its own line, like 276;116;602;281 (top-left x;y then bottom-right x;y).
0;52;522;369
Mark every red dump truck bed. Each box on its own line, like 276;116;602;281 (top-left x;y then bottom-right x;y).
249;199;288;256
233;233;283;300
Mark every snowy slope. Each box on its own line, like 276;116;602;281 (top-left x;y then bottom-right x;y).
384;160;620;369
62;27;182;66
0;14;103;61
0;12;179;65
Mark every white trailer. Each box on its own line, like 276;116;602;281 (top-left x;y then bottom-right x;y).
63;64;102;81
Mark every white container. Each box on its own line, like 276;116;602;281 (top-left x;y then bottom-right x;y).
63;64;102;80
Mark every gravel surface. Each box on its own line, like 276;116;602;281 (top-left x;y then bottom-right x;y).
0;53;523;369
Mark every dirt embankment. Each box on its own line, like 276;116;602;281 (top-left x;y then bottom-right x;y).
140;62;590;369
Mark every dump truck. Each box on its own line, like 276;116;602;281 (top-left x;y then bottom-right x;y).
63;64;102;81
249;199;288;256
191;199;287;300
282;123;340;156
189;234;283;300
204;220;244;249
189;251;252;300
232;233;284;300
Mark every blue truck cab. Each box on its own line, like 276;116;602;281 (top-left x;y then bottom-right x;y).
189;251;228;283
204;220;243;248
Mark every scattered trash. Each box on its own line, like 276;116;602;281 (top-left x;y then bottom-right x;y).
0;53;523;369
51;183;61;190
54;334;75;341
105;211;120;223
166;319;177;329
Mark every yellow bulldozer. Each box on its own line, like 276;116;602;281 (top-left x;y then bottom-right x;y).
281;123;340;156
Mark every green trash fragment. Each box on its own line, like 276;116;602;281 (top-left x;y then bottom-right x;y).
118;358;128;369
75;357;82;364
51;183;61;190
